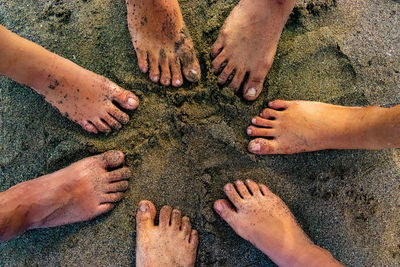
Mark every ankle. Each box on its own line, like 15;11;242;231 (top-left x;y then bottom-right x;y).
288;244;341;267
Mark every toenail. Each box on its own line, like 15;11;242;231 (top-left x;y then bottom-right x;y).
140;203;149;212
245;88;257;97
247;128;252;135
190;69;198;76
215;202;224;212
252;118;256;124
250;142;261;152
175;79;181;85
128;98;137;107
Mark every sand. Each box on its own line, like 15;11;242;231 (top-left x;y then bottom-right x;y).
0;0;399;266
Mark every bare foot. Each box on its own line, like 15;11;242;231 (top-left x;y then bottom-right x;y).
136;200;198;267
247;100;395;155
126;0;201;87
0;151;131;242
214;180;342;267
0;26;139;134
211;0;296;100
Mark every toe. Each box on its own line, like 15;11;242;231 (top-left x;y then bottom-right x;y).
229;69;246;92
248;138;278;155
247;126;275;137
159;205;173;228
189;229;199;248
111;87;139;110
259;183;273;196
269;100;290;110
170;57;183;87
105;180;129;193
107;106;130;125
81;121;98;134
218;62;234;85
103;113;122;130
177;42;201;83
243;72;266;101
136;200;157;230
160;51;171;86
223;183;242;208
214;199;236;225
148;52;160;83
136;48;148;73
181;216;192;240
260;108;280;119
96;203;115;215
93;118;111;134
99;150;125;169
211;35;224;58
171;209;182;229
251;116;275;128
245;180;262;196
100;192;124;203
234;180;250;198
212;50;227;73
106;167;132;182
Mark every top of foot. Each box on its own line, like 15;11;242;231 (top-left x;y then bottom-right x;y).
136;200;198;267
126;0;201;87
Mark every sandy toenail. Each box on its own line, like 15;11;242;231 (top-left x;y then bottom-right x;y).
245;88;257;97
247;128;252;135
215;202;224;212
252;118;257;124
128;98;137;107
140;202;149;212
250;142;261;152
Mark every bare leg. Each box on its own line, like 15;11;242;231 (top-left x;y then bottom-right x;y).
247;100;400;154
126;0;201;87
136;200;198;267
211;0;296;100
0;25;139;134
0;151;131;242
214;180;343;267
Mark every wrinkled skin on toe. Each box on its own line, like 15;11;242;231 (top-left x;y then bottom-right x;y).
126;0;201;87
136;200;198;267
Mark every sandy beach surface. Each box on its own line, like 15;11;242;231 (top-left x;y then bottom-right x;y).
0;0;399;266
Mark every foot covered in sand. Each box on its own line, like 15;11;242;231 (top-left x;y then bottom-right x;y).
0;151;131;242
136;200;198;267
247;100;392;154
211;0;295;100
214;180;341;266
126;0;201;87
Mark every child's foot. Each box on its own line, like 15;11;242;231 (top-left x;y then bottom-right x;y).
136;200;198;267
247;100;386;154
214;180;341;266
0;151;131;242
126;0;201;87
211;0;295;100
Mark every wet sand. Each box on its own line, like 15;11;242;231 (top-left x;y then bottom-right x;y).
0;0;399;266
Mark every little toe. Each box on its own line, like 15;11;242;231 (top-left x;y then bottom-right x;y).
229;69;246;92
189;229;199;248
248;138;278;155
101;192;124;203
107;106;130;125
223;183;242;208
171;209;182;229
93;118;111;134
136;200;157;230
136;48;149;73
218;62;234;85
181;216;192;240
103;113;122;130
234;180;250;198
251;116;275;128
212;50;227;73
159;205;173;228
214;199;236;225
245;179;262;196
99;150;125;169
149;52;160;83
96;203;115;216
107;167;132;182
269;99;290;110
81;121;98;134
247;126;275;137
211;36;224;58
106;180;129;193
170;57;183;87
259;183;273;196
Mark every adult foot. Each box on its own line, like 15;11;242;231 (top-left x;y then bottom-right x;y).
211;0;296;100
247;100;392;154
136;200;198;267
126;0;201;87
0;150;131;242
0;26;139;134
214;180;342;266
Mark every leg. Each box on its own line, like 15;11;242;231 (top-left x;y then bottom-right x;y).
247;100;400;154
136;201;198;267
211;0;296;101
214;180;343;267
0;151;131;242
0;25;139;134
126;0;201;87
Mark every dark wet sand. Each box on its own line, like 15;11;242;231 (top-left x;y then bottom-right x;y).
0;0;399;266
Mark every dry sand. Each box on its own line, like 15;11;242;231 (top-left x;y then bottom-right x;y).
0;0;399;266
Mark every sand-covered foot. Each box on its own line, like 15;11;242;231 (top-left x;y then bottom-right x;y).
126;0;201;86
211;0;296;100
214;180;341;266
0;151;131;242
136;201;198;267
247;100;389;154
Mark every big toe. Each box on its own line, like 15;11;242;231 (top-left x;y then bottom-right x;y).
99;150;125;168
112;88;139;110
248;139;277;155
183;60;201;83
136;200;157;230
214;199;236;225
